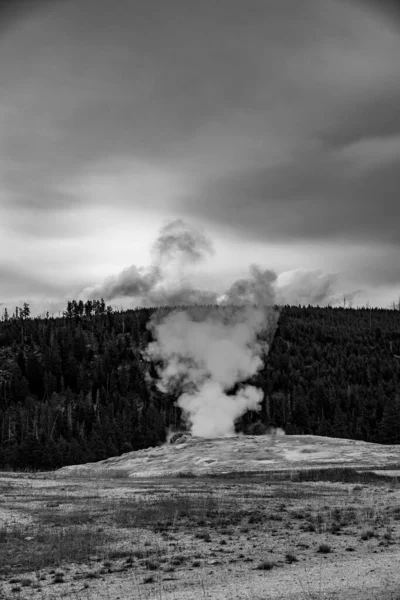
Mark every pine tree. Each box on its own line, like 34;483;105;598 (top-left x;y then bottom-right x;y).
378;394;400;444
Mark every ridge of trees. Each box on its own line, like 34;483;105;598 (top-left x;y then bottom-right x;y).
1;301;400;470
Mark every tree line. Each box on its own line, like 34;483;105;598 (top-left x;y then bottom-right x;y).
1;302;400;470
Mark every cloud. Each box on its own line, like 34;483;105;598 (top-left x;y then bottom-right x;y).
336;135;400;171
80;220;351;309
1;0;400;310
276;269;338;306
0;0;56;33
179;149;400;246
320;89;400;150
80;220;218;306
83;265;161;302
2;0;400;220
0;263;62;299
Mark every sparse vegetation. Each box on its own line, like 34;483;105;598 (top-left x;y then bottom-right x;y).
256;559;276;570
0;522;108;576
285;551;298;563
361;529;376;540
1;464;399;598
52;572;65;584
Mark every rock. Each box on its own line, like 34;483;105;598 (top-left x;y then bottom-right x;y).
170;432;192;445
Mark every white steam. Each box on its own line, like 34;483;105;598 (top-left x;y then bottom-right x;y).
178;381;263;438
78;219;364;439
145;304;278;438
81;219;347;308
80;219;218;306
275;269;338;306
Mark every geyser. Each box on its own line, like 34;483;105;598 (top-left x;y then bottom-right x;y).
144;304;278;438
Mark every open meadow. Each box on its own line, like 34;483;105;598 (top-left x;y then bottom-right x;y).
1;435;400;600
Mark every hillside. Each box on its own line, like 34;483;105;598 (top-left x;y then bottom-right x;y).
56;433;400;478
1;303;400;470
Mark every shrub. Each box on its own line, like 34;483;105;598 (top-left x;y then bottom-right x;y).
360;529;375;541
256;560;275;571
285;552;298;563
144;560;160;571
192;560;201;567
52;573;65;584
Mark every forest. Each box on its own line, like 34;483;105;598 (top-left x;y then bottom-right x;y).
1;300;400;469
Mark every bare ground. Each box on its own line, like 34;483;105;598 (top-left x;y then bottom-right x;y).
1;434;400;599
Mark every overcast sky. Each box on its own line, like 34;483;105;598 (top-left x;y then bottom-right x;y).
1;0;400;315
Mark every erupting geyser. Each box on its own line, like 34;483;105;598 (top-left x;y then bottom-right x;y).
144;304;278;438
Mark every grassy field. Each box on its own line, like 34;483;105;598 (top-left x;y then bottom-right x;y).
1;467;400;599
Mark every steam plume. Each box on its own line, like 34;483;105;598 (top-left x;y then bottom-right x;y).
80;219;363;438
145;304;278;437
275;269;338;306
85;265;161;301
152;219;214;265
80;219;218;306
221;265;277;306
81;219;344;308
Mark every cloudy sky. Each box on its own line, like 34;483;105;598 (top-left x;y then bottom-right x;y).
1;0;400;315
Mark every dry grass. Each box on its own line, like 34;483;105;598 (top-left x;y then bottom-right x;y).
0;467;399;599
0;524;108;575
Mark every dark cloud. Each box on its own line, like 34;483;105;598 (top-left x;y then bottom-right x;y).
358;0;400;21
0;264;62;298
180;150;400;245
1;0;287;211
2;0;400;217
320;90;400;150
1;0;400;307
0;0;56;32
